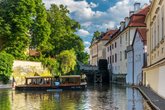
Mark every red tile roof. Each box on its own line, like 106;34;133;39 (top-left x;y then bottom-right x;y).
137;28;147;44
102;30;118;40
29;50;40;57
136;5;150;15
128;5;150;27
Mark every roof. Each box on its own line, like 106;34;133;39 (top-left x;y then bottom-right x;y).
136;5;150;15
132;28;147;45
60;75;81;78
104;29;120;46
26;76;53;79
90;29;117;47
29;49;40;57
101;30;118;40
128;6;150;27
137;28;147;44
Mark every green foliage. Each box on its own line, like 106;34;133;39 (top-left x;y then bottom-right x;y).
0;0;36;58
46;4;83;56
91;31;101;42
0;52;14;84
77;51;89;64
57;50;77;75
41;58;60;76
0;91;11;110
31;0;51;52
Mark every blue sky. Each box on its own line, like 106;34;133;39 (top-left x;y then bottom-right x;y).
43;0;149;53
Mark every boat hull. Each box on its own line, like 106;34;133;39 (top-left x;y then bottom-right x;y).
15;84;87;91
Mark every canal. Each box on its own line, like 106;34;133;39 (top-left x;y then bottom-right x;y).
0;84;152;110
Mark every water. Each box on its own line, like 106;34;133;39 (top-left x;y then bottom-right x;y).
0;84;152;110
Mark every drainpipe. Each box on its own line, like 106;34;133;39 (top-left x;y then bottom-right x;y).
132;47;134;85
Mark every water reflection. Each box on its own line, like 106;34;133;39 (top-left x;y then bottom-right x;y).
0;90;11;110
0;84;152;110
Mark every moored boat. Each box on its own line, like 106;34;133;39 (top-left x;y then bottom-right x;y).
15;75;87;91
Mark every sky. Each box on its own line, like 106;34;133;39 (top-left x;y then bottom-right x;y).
42;0;150;53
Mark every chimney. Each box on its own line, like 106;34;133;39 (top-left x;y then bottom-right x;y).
134;2;141;12
129;11;134;16
120;21;125;31
125;17;130;27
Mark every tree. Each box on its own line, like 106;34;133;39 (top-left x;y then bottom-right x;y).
0;0;36;58
92;31;101;42
46;4;83;56
41;58;60;76
31;0;51;53
77;51;89;64
0;52;14;84
57;50;77;74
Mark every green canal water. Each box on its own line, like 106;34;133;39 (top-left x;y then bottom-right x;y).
0;84;152;110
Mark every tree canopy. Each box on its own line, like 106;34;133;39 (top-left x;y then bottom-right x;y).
0;0;89;76
57;50;77;75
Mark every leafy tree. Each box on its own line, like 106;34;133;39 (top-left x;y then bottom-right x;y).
57;50;77;74
0;0;36;58
41;58;60;76
0;52;14;84
77;51;89;64
31;0;51;53
46;4;82;56
91;31;101;42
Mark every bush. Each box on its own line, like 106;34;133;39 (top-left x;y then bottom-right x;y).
41;58;60;76
0;52;14;84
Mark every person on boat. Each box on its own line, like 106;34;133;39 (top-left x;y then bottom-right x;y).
12;77;16;89
81;73;87;82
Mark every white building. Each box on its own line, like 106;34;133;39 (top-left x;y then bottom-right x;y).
105;3;150;83
143;0;165;98
89;30;117;66
127;28;147;85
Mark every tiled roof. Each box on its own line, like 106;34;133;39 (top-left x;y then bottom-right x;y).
136;5;150;15
105;29;120;46
102;30;118;40
128;5;150;27
137;28;147;44
29;50;40;57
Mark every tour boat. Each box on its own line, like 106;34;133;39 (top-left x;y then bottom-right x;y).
15;75;87;91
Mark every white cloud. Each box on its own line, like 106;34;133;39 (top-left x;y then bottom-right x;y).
90;2;99;8
85;47;90;54
84;41;90;45
76;29;90;37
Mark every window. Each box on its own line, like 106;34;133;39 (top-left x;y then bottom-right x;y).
120;51;122;61
126;32;128;45
162;6;164;39
112;44;114;49
115;42;117;48
107;47;109;52
125;51;127;59
157;15;160;42
110;45;111;51
115;53;117;62
108;57;109;64
112;55;114;63
110;56;112;64
120;36;122;44
154;22;156;48
162;48;164;54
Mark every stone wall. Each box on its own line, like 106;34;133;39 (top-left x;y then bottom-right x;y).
12;60;51;85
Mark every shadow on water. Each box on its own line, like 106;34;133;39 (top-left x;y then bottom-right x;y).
0;84;152;110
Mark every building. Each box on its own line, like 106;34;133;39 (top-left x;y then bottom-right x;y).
143;0;165;98
89;30;117;66
105;3;150;83
127;28;147;85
